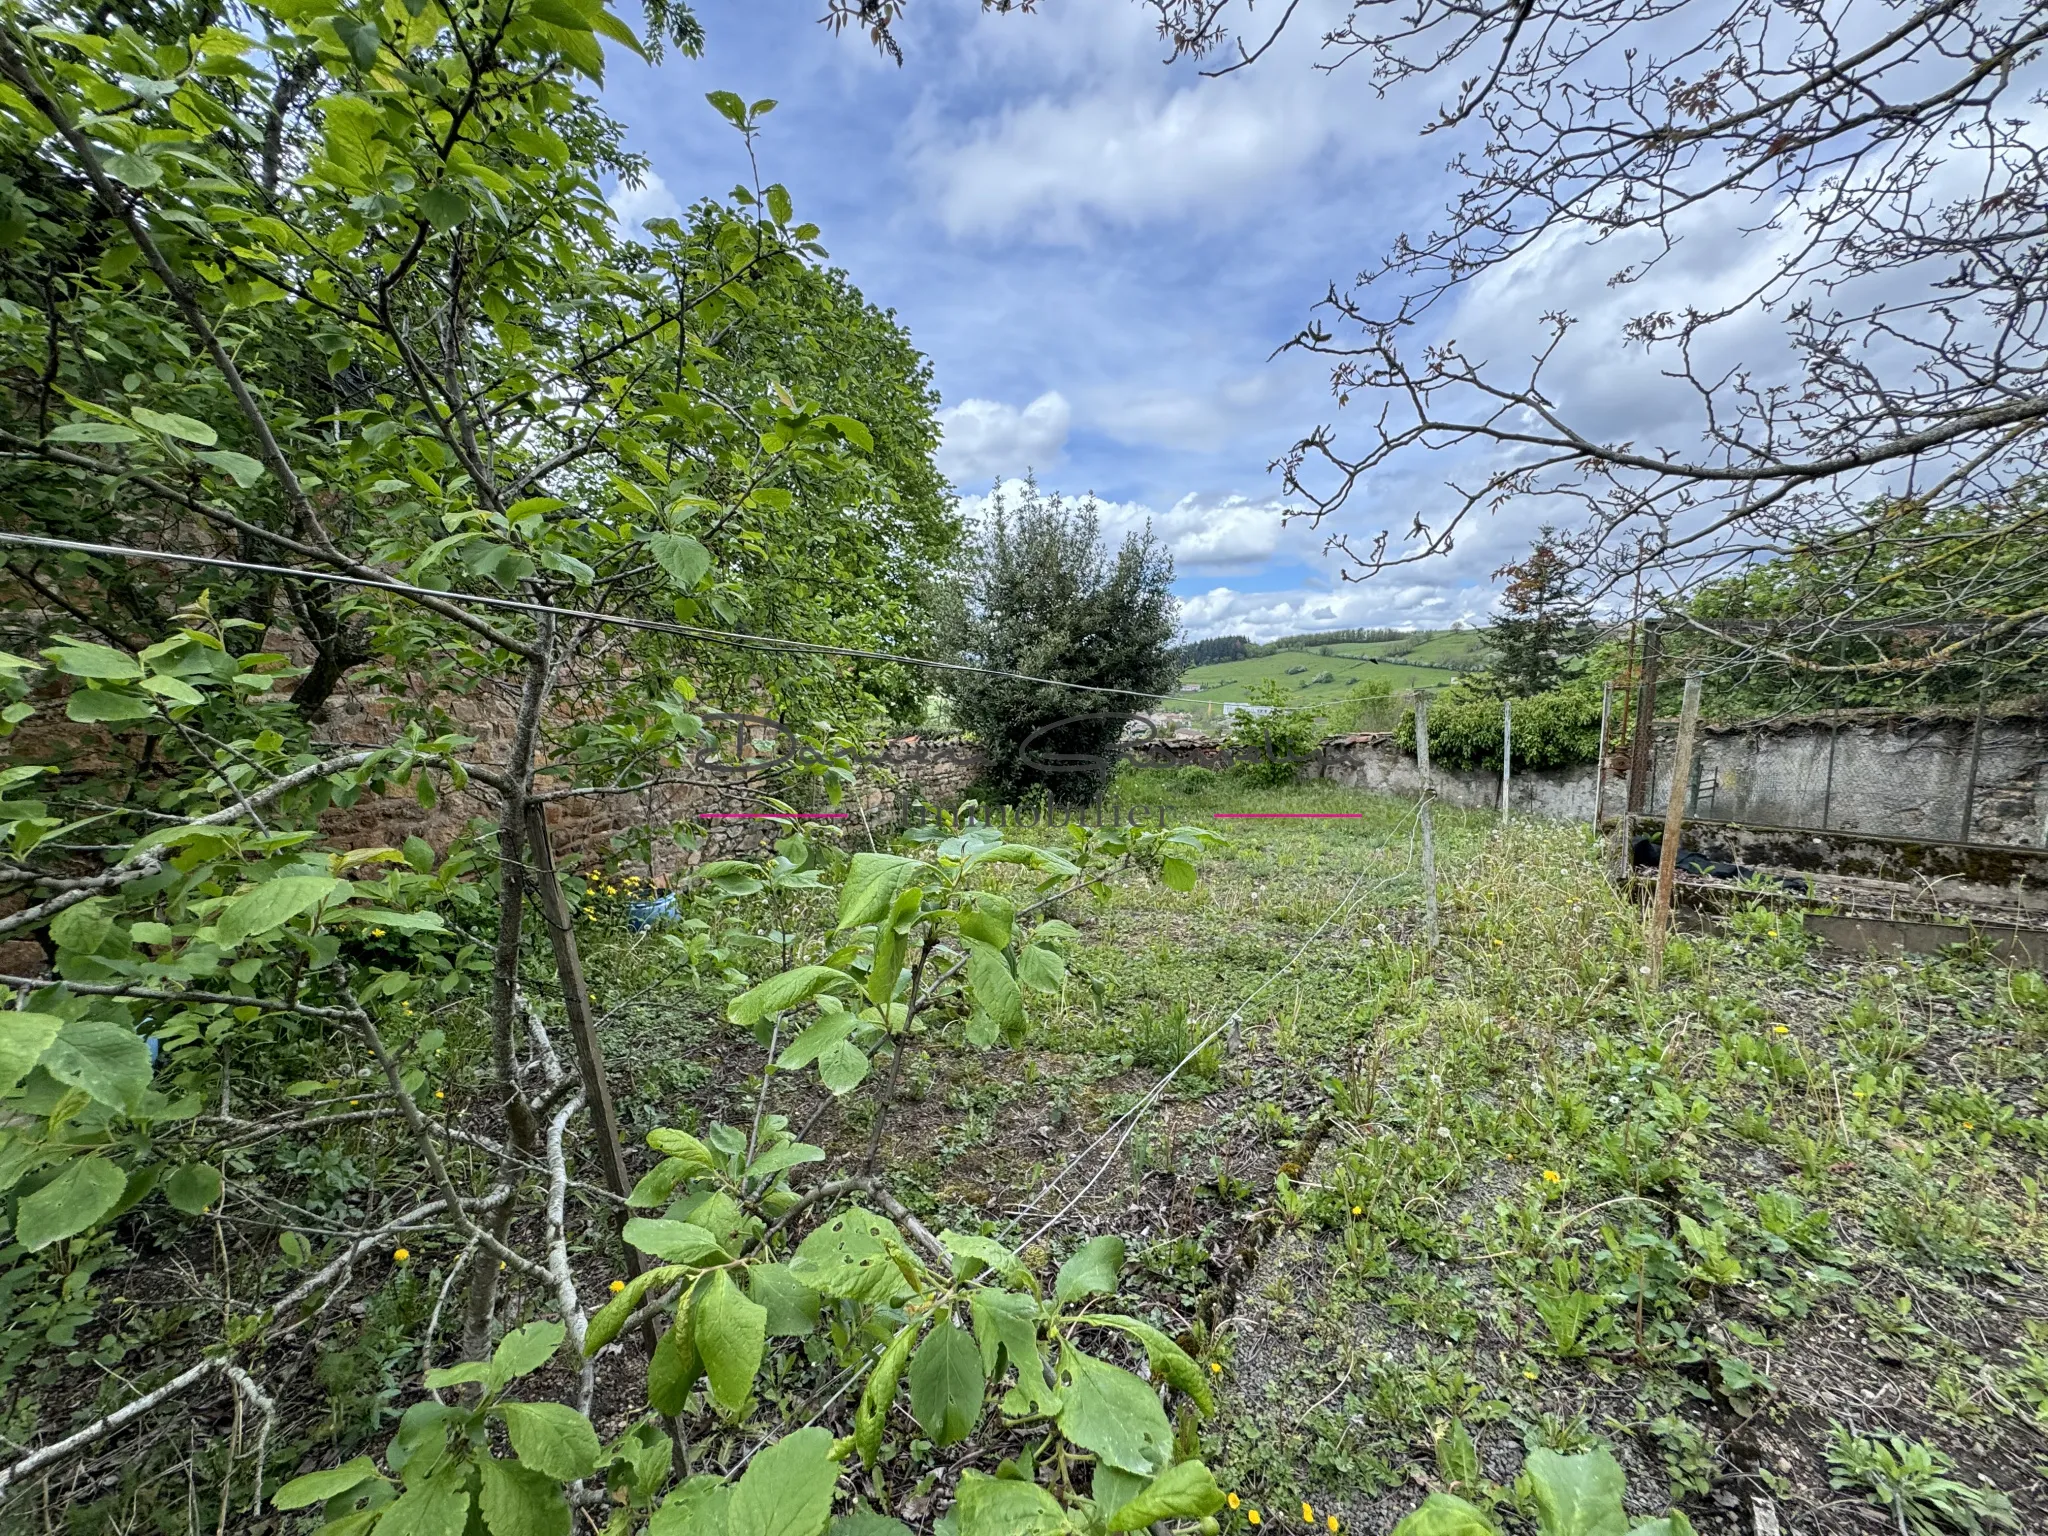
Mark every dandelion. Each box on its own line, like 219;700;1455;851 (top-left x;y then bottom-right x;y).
1302;1504;1314;1523
1523;1369;1538;1380
1541;1169;1561;1184
394;1247;409;1263
434;1089;444;1100
609;1279;626;1294
1772;1025;1789;1035
1328;1519;1339;1533
1249;1512;1262;1527
605;885;617;896
371;927;386;938
1351;1205;1362;1217
1962;1120;1974;1130
1228;1495;1241;1512
1209;1361;1222;1375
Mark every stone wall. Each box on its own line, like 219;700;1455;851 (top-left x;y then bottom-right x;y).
1131;706;2048;847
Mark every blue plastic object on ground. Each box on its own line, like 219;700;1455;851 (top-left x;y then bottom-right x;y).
626;894;679;933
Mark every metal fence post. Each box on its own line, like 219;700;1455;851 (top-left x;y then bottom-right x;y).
1960;684;1987;843
1501;698;1513;821
1627;621;1662;814
1592;681;1613;827
1649;677;1703;985
1414;692;1439;948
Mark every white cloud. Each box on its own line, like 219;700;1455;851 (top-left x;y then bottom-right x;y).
937;392;1071;482
609;171;682;238
956;477;1298;575
1178;583;1491;643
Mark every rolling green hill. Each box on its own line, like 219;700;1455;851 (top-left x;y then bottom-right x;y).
1165;628;1488;720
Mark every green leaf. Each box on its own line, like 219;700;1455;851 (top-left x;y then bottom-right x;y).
498;1402;601;1483
650;1475;727;1536
623;1219;727;1264
1160;857;1196;893
418;187;471;231
217;876;348;945
705;90;748;127
1436;1420;1481;1491
728;967;856;1030
131;407;218;446
49;897;114;952
954;1472;1066;1536
376;1463;471;1536
584;1263;690;1356
272;1457;384;1510
1628;1520;1696;1536
479;1455;570;1536
748;1262;822;1338
744;1142;825;1181
193;449;266;486
830;1516;910;1536
939;1231;1033;1290
1521;1447;1629;1536
908;1319;985;1446
835;853;921;930
164;1162;222;1215
648;1127;717;1170
647;532;712;590
789;1208;916;1304
101;150;161;187
816;1041;869;1096
1054;1234;1125;1306
1390;1494;1499;1536
727;1426;840;1536
43;643;140;679
40;1019;152;1112
854;1321;919;1469
765;184;794;225
420;1361;493;1391
67;688;154;723
1054;1347;1172;1476
139;673;205;705
647;1318;701;1416
0;1011;62;1095
956;896;1013;950
14;1156;127;1252
491;1320;565;1386
1079;1315;1212;1414
969;1288;1055;1413
47;420;141;444
694;1268;767;1414
1016;944;1065;994
775;1013;857;1071
963;940;1023;1046
1105;1460;1225;1532
819;414;872;452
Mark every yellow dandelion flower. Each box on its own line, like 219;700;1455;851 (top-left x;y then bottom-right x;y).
1209;1361;1222;1374
1962;1120;1974;1130
1350;1205;1362;1216
1228;1495;1241;1511
605;885;617;895
1772;1025;1789;1035
393;1247;409;1263
1328;1519;1339;1533
371;928;386;937
434;1089;444;1100
1541;1169;1561;1183
1249;1513;1262;1527
609;1279;626;1294
1302;1504;1314;1524
1523;1369;1538;1380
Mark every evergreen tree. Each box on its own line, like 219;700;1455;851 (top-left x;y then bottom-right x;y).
1483;529;1593;696
944;481;1180;801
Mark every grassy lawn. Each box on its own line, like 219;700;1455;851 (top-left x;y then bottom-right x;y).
586;768;2046;1535
1176;635;1485;715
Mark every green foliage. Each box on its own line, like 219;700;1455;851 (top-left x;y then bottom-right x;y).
942;479;1181;802
1481;531;1594;698
1826;1431;2018;1535
1223;683;1320;786
1395;681;1603;771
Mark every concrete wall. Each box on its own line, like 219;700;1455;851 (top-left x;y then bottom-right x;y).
1132;707;2048;848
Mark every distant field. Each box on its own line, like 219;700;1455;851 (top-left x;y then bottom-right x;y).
1168;629;1487;716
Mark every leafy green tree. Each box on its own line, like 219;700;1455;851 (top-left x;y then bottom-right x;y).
1482;530;1594;698
943;479;1180;802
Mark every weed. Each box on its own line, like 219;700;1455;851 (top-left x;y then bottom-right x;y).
1826;1429;2018;1535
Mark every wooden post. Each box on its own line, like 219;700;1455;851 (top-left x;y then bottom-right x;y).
1414;692;1439;947
1648;676;1702;984
1592;682;1613;826
1500;698;1513;821
523;806;640;1229
1959;681;1987;843
1627;621;1662;814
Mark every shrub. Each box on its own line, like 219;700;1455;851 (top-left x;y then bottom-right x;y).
1225;684;1321;785
1396;683;1603;770
1173;765;1218;796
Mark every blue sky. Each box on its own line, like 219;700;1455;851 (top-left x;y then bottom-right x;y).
597;1;1549;640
